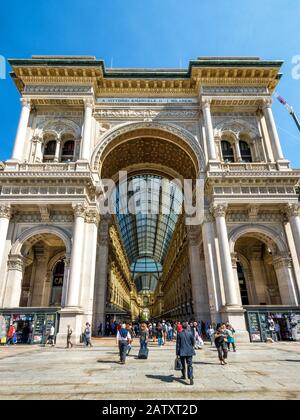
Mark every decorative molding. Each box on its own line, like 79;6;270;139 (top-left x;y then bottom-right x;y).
24;85;93;95
286;203;300;218
202;86;268;95
94;109;199;120
85;209;100;225
210;203;228;218
7;255;24;272
0;204;12;219
72;203;87;218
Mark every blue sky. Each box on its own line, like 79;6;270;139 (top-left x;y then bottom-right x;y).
0;0;300;165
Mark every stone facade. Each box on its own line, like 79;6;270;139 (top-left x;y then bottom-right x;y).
0;56;300;344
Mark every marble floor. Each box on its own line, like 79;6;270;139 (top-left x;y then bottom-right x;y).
0;339;300;400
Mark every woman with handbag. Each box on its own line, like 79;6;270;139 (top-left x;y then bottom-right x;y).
214;324;229;366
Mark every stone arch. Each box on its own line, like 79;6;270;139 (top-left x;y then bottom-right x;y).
229;224;289;256
91;121;205;175
36;118;81;139
214;118;258;139
47;251;67;273
11;225;72;257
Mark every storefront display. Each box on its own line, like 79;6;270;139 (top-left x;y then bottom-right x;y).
246;308;300;342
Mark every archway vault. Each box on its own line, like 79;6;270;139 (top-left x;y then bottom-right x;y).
91;122;204;179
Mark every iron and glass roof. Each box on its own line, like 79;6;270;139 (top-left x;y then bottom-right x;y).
113;175;183;292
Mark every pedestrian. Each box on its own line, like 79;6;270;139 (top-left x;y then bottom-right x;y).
66;325;73;349
207;325;215;346
162;321;167;344
116;323;131;364
139;323;149;352
7;324;16;345
97;322;103;336
156;323;164;347
215;324;228;365
47;324;55;347
226;324;236;352
83;322;93;347
176;322;195;385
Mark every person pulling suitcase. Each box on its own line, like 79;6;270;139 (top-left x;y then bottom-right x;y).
138;323;149;359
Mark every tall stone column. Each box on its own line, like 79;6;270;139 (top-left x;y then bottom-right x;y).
11;98;31;161
287;204;300;267
262;99;284;162
93;217;110;335
80;99;93;161
210;204;249;342
56;204;87;346
273;256;299;305
235;140;242;162
61;254;71;308
80;209;99;326
211;204;241;307
30;247;49;307
0;204;12;307
3;255;24;308
202;99;217;161
65;203;87;307
188;226;210;321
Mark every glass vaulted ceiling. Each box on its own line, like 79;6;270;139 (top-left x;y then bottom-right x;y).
113;175;183;293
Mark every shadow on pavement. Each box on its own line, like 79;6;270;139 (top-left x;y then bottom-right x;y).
146;374;187;385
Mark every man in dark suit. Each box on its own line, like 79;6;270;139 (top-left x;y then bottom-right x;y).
176;322;195;385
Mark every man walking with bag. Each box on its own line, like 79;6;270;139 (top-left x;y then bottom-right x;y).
176;322;195;385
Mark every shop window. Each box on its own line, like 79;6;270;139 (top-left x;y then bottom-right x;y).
221;140;235;163
61;140;75;162
50;260;65;306
239;141;252;162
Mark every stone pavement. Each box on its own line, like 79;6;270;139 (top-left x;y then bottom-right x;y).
0;339;300;400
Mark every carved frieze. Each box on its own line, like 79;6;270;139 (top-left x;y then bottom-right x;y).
0;204;11;219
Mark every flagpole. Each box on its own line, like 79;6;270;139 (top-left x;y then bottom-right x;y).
274;92;300;133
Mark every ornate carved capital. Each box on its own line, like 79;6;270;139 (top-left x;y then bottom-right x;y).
72;203;87;218
63;254;71;268
7;255;24;272
286;203;300;218
273;256;293;270
0;204;12;219
31;135;43;144
231;252;238;269
210;203;228;219
85;209;100;225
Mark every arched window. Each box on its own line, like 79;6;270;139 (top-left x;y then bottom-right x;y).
221;140;235;163
61;140;75;162
43;140;56;162
50;260;65;306
239;141;252;163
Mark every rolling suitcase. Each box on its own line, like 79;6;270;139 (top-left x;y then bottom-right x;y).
138;347;149;360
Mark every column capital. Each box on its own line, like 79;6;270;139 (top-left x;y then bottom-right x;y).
85;209;100;226
210;203;228;218
20;97;32;109
201;98;212;109
84;98;94;109
286;203;300;218
0;204;12;219
7;254;24;272
72;203;87;218
273;255;293;270
31;135;43;144
231;252;239;269
261;98;273;110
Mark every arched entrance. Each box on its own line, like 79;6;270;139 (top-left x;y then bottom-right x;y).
92;124;205;327
3;226;71;309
